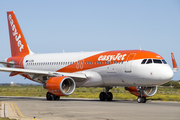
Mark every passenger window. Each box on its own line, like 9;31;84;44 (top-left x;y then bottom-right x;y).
141;59;147;64
162;59;167;64
146;59;152;64
153;59;162;64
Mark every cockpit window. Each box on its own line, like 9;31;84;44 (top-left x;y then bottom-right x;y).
153;59;162;64
141;59;147;64
146;59;152;64
142;59;167;64
162;59;167;64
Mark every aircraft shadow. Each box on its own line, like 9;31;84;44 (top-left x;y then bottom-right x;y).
0;96;139;103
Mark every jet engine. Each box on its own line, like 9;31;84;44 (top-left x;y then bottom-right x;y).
125;86;157;97
45;76;76;96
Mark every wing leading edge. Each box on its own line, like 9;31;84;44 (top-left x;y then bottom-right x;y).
0;67;87;82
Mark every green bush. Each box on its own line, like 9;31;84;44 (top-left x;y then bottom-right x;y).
161;80;180;89
173;82;180;89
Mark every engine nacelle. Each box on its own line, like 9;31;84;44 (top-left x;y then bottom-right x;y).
125;86;157;97
45;76;76;96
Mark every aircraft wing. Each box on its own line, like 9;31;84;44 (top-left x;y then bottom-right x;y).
0;61;15;65
0;67;87;82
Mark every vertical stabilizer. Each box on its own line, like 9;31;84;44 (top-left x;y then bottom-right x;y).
171;53;178;72
7;11;30;57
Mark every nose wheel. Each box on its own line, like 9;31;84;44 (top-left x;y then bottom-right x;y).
137;96;146;103
99;87;113;101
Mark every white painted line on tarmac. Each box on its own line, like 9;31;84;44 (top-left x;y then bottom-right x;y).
1;103;4;118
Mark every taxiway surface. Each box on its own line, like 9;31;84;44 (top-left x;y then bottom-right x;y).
0;96;180;120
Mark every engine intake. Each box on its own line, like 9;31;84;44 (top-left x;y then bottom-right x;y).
143;86;157;97
45;76;76;96
125;86;157;97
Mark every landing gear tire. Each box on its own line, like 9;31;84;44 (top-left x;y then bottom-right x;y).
137;96;146;103
99;92;106;101
107;92;113;101
46;92;60;101
54;96;60;100
99;87;113;101
142;97;146;103
46;92;52;100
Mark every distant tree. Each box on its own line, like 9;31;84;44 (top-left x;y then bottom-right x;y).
161;81;176;86
161;80;180;89
174;82;180;89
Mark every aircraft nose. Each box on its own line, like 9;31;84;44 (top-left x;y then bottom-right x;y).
160;66;174;81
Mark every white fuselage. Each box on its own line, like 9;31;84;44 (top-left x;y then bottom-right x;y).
23;51;173;87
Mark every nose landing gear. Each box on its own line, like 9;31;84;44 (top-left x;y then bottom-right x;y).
99;87;113;101
137;87;147;103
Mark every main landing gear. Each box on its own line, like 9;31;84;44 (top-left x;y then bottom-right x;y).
99;87;113;101
137;87;146;103
46;92;60;101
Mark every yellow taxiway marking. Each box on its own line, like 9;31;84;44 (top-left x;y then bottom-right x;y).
11;102;25;117
3;101;44;120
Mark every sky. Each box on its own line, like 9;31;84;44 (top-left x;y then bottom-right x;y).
0;0;180;84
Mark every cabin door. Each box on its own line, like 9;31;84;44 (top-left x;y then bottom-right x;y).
125;53;136;73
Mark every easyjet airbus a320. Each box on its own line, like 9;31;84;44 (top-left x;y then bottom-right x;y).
0;11;178;103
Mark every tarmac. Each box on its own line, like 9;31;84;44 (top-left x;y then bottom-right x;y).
0;96;180;120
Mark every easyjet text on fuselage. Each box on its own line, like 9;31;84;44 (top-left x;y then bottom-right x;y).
98;53;127;61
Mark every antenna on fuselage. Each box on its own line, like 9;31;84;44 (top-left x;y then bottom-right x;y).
139;46;142;50
63;49;65;53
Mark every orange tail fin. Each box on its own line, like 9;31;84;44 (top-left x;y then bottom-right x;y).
7;11;30;57
171;53;178;72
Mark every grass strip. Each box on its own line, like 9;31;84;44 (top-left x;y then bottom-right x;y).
0;85;179;101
